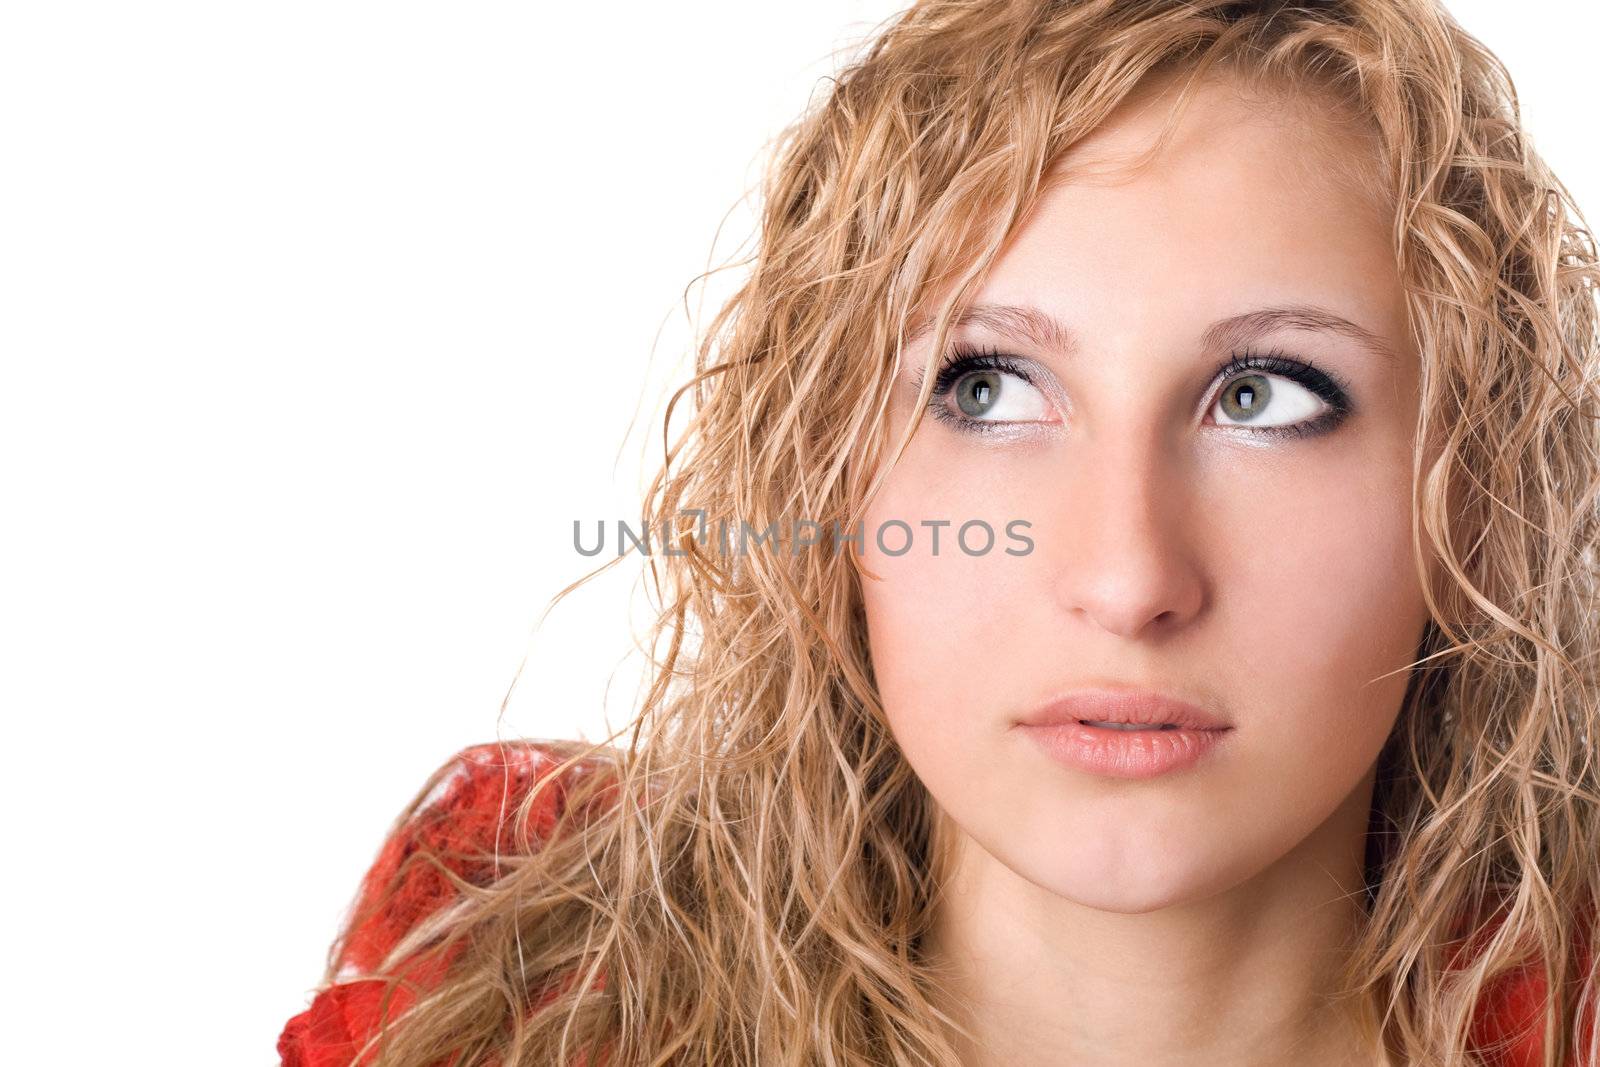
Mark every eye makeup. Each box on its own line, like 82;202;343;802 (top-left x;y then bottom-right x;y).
913;341;1357;441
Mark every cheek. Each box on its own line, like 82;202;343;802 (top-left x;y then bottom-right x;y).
859;540;1011;760
857;444;1038;760
1225;448;1428;766
1173;454;1429;905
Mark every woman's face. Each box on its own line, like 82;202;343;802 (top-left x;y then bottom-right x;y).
859;75;1431;913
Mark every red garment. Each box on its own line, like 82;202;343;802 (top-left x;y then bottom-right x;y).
1465;899;1597;1067
278;741;608;1067
279;740;1595;1066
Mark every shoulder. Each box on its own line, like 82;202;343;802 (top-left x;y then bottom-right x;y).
328;738;618;976
277;738;619;1067
1464;903;1598;1067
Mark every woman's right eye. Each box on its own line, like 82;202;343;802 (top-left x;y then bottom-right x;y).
929;355;1052;430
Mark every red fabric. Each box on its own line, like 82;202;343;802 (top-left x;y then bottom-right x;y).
278;741;612;1067
281;740;1595;1065
1459;899;1597;1067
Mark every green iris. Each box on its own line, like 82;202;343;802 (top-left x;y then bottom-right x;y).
956;372;1001;417
1220;373;1271;421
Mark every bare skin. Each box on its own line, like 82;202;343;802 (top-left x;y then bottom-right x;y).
859;71;1426;1066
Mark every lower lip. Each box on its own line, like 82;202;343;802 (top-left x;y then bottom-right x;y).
1017;722;1232;780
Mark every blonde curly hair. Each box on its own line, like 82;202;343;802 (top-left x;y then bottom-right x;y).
317;1;1600;1063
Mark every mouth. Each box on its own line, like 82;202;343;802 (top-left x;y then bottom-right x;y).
1016;688;1233;779
1017;687;1232;733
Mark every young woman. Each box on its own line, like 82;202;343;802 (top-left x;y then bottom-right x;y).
279;1;1600;1063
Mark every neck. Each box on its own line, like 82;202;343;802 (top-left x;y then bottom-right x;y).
920;767;1387;1067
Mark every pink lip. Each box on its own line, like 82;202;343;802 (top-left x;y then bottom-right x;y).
1015;688;1233;780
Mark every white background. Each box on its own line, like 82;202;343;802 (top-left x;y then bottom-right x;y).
1;3;1594;1063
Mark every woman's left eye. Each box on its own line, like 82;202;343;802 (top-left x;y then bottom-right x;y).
1210;373;1323;427
1205;353;1353;439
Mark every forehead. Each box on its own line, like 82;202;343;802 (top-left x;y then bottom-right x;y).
975;72;1398;333
1054;67;1386;206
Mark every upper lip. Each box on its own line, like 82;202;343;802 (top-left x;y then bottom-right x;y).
1016;687;1232;731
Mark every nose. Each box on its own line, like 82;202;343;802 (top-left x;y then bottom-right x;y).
1050;431;1206;641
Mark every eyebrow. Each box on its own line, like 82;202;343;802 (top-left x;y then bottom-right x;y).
904;302;1398;365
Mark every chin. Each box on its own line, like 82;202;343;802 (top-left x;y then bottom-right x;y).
1019;841;1242;915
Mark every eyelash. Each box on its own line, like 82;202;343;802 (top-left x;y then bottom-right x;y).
921;342;1355;440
